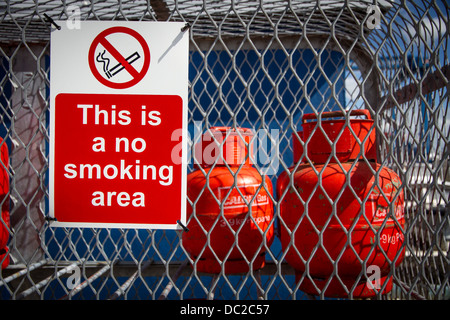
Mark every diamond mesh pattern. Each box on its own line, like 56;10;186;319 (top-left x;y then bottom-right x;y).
0;0;448;300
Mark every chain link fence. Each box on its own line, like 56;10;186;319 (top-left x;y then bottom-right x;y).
0;0;448;300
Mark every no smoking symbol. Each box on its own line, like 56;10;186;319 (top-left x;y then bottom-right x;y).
88;26;150;89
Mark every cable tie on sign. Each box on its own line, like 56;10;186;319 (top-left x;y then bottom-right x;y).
181;23;190;32
177;220;189;232
44;13;61;30
45;216;57;222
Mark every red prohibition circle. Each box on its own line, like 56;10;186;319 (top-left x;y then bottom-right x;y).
88;26;150;89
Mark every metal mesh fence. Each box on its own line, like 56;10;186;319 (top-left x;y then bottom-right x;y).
0;0;448;300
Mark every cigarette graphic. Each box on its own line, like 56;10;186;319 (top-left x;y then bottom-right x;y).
106;52;141;78
96;50;141;79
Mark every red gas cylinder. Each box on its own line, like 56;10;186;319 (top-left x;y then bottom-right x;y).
182;127;274;274
0;139;10;269
277;110;405;298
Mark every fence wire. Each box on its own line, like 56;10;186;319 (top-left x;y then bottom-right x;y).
0;0;448;300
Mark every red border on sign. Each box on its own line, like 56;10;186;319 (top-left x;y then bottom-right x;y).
88;26;151;89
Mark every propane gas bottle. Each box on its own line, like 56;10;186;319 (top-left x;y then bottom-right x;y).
182;127;274;274
0;139;10;269
277;110;405;298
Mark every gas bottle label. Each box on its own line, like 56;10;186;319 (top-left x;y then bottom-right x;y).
373;204;404;222
218;185;269;210
369;193;404;223
219;214;272;228
380;231;404;245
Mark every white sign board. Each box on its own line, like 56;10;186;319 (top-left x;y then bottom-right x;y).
49;21;188;229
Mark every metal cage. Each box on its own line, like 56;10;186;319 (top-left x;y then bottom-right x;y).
0;0;448;300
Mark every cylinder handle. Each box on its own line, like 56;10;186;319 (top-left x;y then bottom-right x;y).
302;109;372;123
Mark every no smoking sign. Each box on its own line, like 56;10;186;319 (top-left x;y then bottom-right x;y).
89;26;151;89
50;21;188;229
